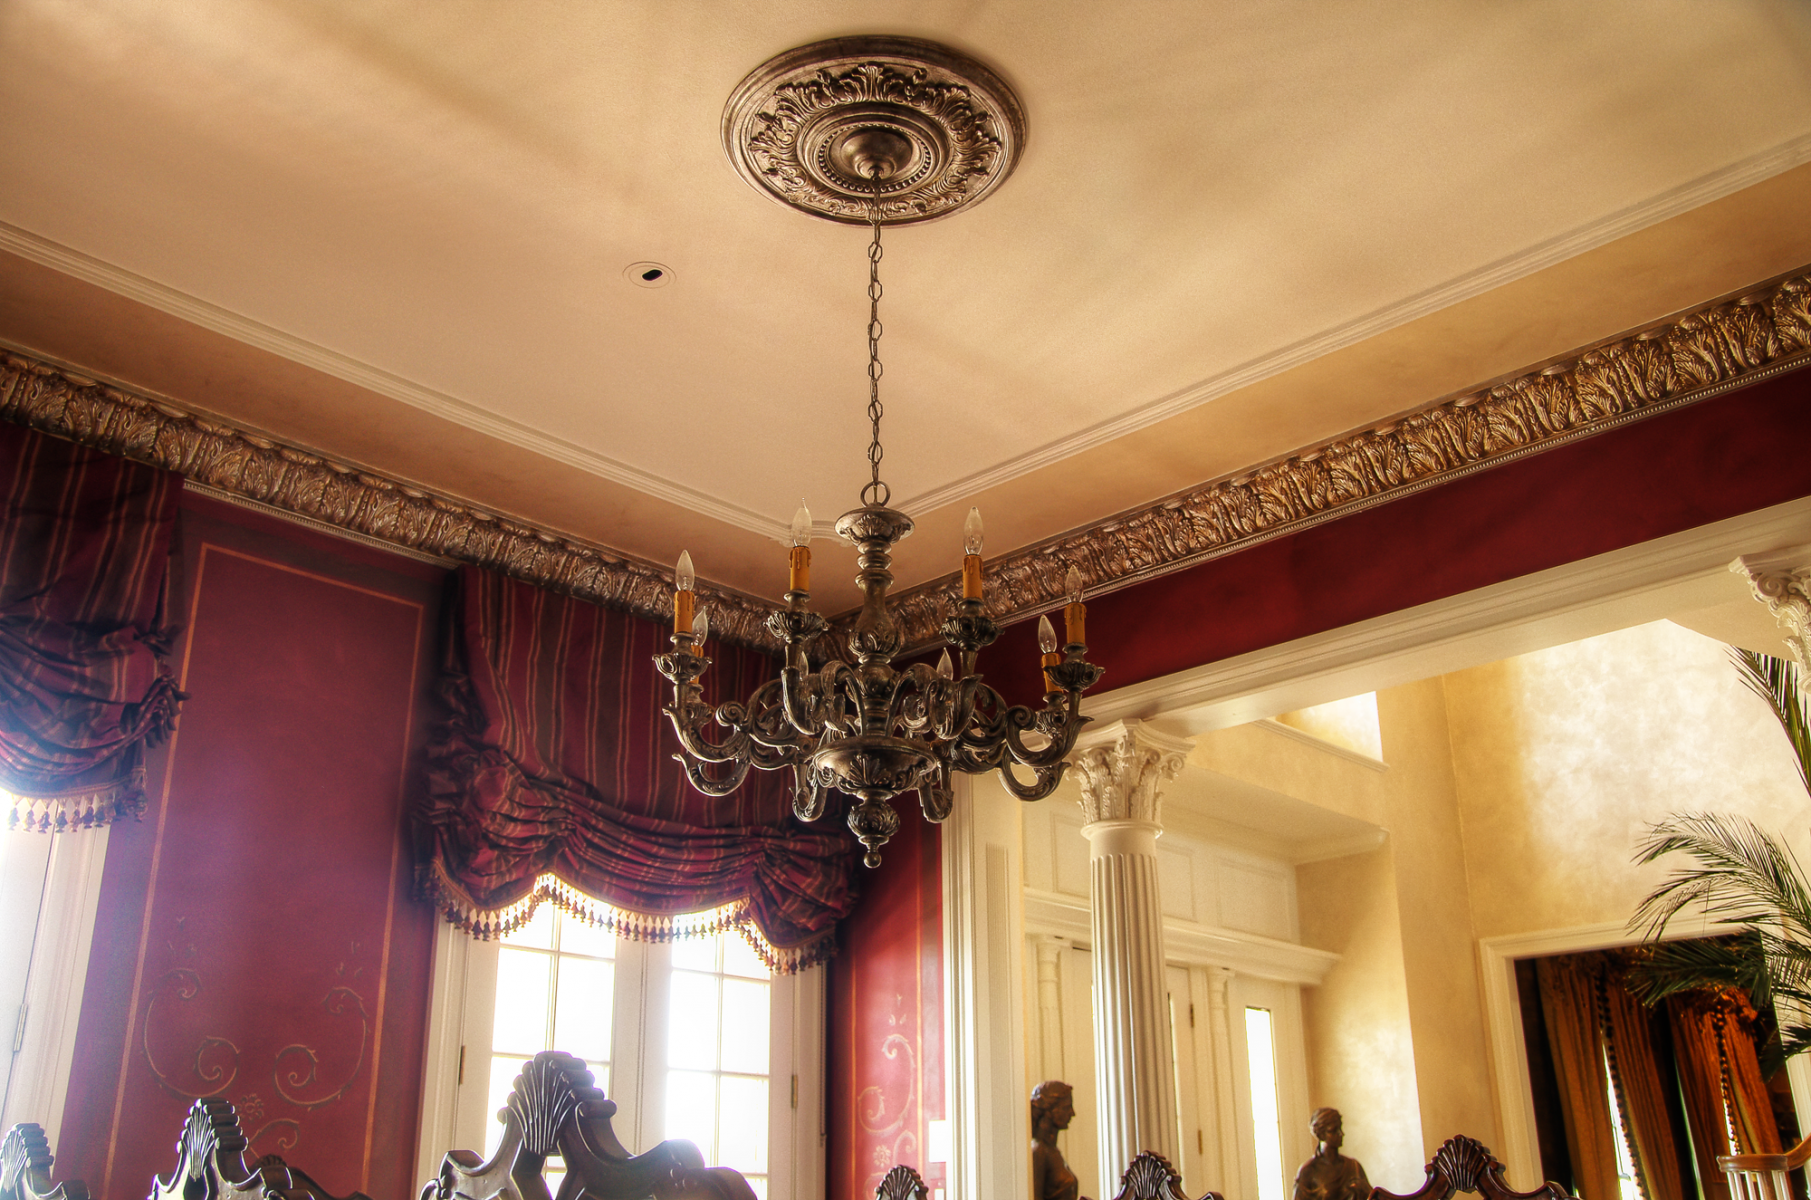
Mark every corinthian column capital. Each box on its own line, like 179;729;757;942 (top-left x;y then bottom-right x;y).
1071;719;1193;827
1732;545;1811;669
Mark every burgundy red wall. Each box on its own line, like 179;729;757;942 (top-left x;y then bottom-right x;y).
827;812;945;1200
56;496;444;1200
984;365;1811;701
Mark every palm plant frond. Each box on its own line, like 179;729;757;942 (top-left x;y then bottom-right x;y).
1733;649;1811;797
1626;651;1811;1059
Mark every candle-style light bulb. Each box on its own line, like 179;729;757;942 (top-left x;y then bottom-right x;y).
935;649;953;680
1037;613;1062;694
961;507;985;601
692;609;709;645
787;502;813;593
963;507;984;556
673;550;696;634
1062;563;1087;648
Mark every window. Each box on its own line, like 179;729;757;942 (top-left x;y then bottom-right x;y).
1246;1006;1286;1200
424;893;821;1200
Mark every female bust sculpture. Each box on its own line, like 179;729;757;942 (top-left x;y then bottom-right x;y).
1292;1108;1370;1200
1031;1080;1091;1200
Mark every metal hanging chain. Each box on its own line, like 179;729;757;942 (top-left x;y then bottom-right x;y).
861;197;890;508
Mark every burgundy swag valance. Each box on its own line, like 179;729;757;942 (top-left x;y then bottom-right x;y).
421;565;859;973
0;421;181;830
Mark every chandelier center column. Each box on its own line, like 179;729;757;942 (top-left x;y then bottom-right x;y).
1073;719;1191;1179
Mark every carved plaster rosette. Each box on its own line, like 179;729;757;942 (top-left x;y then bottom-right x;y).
722;36;1026;225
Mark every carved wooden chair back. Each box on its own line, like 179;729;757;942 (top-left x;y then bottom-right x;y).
0;1124;86;1200
1718;1135;1811;1200
1372;1136;1570;1200
148;1097;373;1200
421;1051;756;1200
1108;1151;1223;1200
874;1165;927;1200
150;1099;263;1200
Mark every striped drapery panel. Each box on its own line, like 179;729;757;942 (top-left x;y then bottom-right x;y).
422;565;860;973
0;420;181;830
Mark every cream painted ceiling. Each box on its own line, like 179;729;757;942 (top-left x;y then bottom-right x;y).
4;1;1811;607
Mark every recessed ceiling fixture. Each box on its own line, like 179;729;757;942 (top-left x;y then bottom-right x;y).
655;37;1102;868
624;261;673;288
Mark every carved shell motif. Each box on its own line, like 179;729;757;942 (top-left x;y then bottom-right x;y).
0;1125;49;1200
875;1165;928;1200
1115;1152;1184;1200
1432;1136;1497;1194
507;1053;591;1159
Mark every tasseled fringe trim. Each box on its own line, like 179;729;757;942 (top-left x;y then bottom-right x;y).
416;862;835;976
4;780;143;832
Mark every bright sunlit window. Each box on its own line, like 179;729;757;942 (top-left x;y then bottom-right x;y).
453;898;786;1199
490;904;619;1153
666;931;772;1196
1246;1006;1286;1200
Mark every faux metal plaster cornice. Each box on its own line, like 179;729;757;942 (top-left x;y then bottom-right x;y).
4;269;1810;665
0;353;785;652
868;270;1811;654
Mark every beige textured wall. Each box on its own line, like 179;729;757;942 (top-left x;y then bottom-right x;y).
1297;847;1425;1191
1445;620;1810;941
1374;678;1500;1152
1185;619;1808;1192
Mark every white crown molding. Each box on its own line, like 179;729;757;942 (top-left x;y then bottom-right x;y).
8;133;1811;538
1253;718;1389;772
0;221;792;542
895;131;1811;515
1080;494;1811;738
1022;889;1338;985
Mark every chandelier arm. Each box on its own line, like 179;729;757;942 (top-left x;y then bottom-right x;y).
739;679;821;755
675;751;757;797
934;675;985;740
791;761;830;822
1001;708;1089;769
995;758;1069;803
778;666;831;738
661;703;753;765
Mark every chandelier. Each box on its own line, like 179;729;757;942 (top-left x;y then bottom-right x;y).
654;37;1104;868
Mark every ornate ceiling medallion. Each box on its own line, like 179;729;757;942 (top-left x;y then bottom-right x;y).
722;36;1026;225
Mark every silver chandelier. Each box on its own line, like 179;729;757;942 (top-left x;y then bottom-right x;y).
653;37;1104;867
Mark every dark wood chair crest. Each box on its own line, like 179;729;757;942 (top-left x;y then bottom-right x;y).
0;1124;86;1200
875;1164;927;1200
423;1051;756;1200
151;1099;261;1200
1372;1136;1569;1200
1110;1151;1223;1200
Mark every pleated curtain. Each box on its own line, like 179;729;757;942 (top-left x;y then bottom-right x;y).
0;420;180;830
421;565;860;972
1601;970;1686;1200
1537;954;1626;1200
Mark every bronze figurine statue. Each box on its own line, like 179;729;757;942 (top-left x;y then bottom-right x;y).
1292;1108;1370;1200
1031;1081;1091;1200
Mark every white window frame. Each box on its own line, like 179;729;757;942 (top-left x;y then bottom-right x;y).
416;915;825;1199
0;826;111;1151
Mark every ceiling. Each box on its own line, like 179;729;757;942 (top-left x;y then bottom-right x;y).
4;1;1811;611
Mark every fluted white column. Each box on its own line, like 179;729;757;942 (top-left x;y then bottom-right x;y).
1072;719;1192;1180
